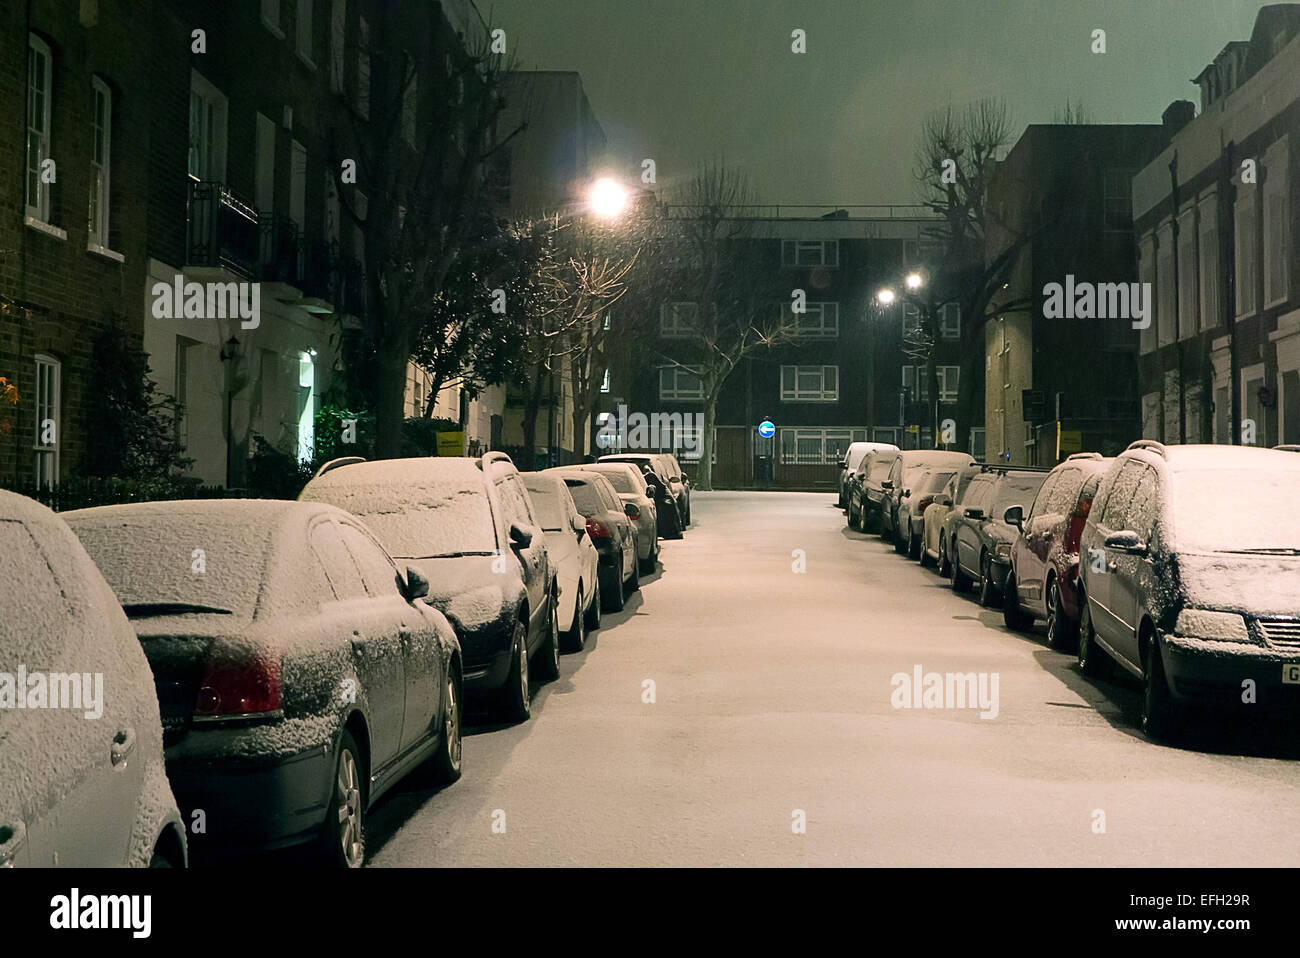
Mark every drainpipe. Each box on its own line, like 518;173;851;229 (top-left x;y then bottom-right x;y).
1169;152;1186;443
1222;138;1239;444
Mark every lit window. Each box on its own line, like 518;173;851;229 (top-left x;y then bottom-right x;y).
34;354;60;487
89;78;112;247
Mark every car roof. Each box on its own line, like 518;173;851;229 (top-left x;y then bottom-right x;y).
1119;442;1300;475
304;456;488;490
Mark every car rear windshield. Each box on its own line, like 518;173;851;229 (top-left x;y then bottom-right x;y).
525;481;565;531
1171;468;1300;552
565;480;603;516
314;479;497;558
992;475;1048;517
923;471;955;493
589;467;636;494
868;457;893;480
0;519;75;660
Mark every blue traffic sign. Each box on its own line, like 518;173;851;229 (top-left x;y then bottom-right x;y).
757;420;776;439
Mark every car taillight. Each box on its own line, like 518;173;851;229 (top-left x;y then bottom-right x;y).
195;651;282;720
585;518;611;539
1065;513;1088;553
626;507;641;521
916;495;935;513
1075;495;1093;518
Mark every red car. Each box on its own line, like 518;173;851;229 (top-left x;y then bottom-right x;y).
1001;453;1112;650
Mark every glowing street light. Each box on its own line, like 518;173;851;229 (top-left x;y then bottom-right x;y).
905;272;924;291
588;178;628;219
876;288;897;306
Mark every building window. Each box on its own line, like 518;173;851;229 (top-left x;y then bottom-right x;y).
1198;198;1218;332
88;78;112;248
600;368;611;393
1102;169;1133;231
901;365;929;402
781;240;839;268
1235;191;1257;319
34;354;60;487
659;366;704;401
1264;158;1289;307
788;301;839;339
939;303;960;339
355;16;370;119
1177;212;1197;341
329;0;346;92
660;302;698;338
938;365;959;403
26;35;53;223
261;0;283;36
255;112;276;213
1138;234;1156;353
175;337;194;448
188;71;228;181
779;428;866;465
401;66;417;147
1157;223;1175;346
780;365;838;402
296;0;314;62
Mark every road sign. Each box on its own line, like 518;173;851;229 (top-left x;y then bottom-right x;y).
758;420;775;439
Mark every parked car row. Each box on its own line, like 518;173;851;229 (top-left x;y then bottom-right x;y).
845;441;1300;744
0;449;692;867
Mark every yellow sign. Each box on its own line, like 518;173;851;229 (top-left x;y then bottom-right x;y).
1059;430;1082;453
908;425;919;434
435;431;465;457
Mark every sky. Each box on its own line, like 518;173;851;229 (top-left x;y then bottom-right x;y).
486;0;1279;205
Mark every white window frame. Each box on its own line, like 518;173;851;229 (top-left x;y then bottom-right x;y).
659;365;704;402
261;0;285;38
329;0;346;92
1263;140;1290;309
88;77;112;250
778;427;865;465
781;239;839;268
939;302;960;339
781;365;838;403
1198;193;1219;332
660;302;698;338
788;301;839;339
901;365;929;402
937;365;959;404
34;354;60;487
188;70;228;182
1138;233;1156;353
1156;221;1176;347
295;0;315;64
1235;187;1257;320
26;35;53;224
600;368;611;393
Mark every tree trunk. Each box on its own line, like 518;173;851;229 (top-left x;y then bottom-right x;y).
571;403;588;461
519;370;546;466
698;394;717;491
373;343;410;460
421;374;446;419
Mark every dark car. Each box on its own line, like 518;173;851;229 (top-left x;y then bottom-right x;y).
947;468;1049;606
847;449;895;532
1002;453;1112;648
548;468;640;611
599;452;690;527
300;452;559;724
880;450;979;543
898;466;960;560
838;441;897;510
1076;442;1300;742
1;491;187;868
64;499;461;868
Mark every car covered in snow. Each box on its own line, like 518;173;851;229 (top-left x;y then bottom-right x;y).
946;467;1049;606
847;448;896;532
879;450;979;543
300;453;560;724
897;465;960;559
1076;442;1300;742
1002;452;1112;649
921;464;981;572
0;490;187;868
571;462;662;566
598;452;691;527
837;441;898;510
523;472;601;650
63;498;461;867
547;469;640;612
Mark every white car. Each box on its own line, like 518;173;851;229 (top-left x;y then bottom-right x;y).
524;473;602;651
0;490;187;867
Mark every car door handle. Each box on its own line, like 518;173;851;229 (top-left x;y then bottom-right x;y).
0;821;26;867
111;728;136;768
1107;561;1117;572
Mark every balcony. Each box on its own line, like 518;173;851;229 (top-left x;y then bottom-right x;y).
258;213;306;286
186;180;259;277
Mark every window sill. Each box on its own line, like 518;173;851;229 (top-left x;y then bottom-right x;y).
24;215;67;241
261;18;285;39
1264;295;1289;312
87;242;125;263
296;50;317;71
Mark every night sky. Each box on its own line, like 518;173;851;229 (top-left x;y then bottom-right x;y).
487;0;1277;203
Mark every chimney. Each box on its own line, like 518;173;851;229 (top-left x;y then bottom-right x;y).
1162;100;1196;132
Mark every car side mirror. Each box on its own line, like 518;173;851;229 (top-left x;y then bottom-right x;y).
938;496;952;507
623;502;639;518
509;521;533;548
1104;530;1147;555
839;460;848;470
571;514;586;535
1003;505;1024;530
646;485;658;498
404;566;430;601
964;507;985;520
881;480;894;490
901;489;911;498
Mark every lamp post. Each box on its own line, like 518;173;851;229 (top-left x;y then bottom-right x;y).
877;271;939;449
219;334;241;488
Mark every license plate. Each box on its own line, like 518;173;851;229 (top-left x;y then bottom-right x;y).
1283;664;1300;685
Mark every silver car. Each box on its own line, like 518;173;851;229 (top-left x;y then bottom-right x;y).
573;462;659;571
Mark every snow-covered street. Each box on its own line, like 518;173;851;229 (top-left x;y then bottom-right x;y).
364;491;1300;867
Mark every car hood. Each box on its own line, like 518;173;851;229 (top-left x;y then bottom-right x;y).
1176;552;1300;618
408;554;517;631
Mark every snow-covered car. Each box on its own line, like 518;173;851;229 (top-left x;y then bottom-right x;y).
897;465;961;559
879;450;979;543
947;468;1049;606
523;472;601;650
1076;442;1300;742
1002;453;1111;649
838;441;898;510
921;465;980;572
847;449;895;531
572;462;661;566
300;452;560;724
0;490;187;868
599;452;690;527
546;469;640;611
64;498;462;867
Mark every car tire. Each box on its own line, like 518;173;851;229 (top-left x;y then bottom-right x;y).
533;592;561;682
937;539;951;578
848;502;861;531
919;539;933;568
561;585;587;652
431;668;463;785
500;619;532;722
639;551;656;575
908;530;922;561
319;729;366;868
626;554;640;593
950;540;972;592
977;552;998;607
894;519;908;554
584;583;601;631
602;556;626;613
1077;603;1111;679
1141;635;1182;743
1002;573;1035;631
148;847;176;868
1044;578;1077;652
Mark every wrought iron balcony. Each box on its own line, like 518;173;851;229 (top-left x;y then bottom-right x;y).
186;180;259;277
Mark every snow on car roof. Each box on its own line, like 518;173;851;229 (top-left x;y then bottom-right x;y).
1159;443;1300;473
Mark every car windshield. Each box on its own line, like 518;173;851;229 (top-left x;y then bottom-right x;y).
589;467;637;494
566;481;603;516
1171;469;1300;552
525;481;565;531
312;479;497;558
992;475;1048;518
868;458;893;480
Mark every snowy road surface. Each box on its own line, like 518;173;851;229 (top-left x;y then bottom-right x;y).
364;491;1300;866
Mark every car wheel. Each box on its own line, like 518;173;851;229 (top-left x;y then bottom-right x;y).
950;540;972;592
533;592;561;682
584;582;601;631
880;510;893;541
431;668;462;784
977;552;998;607
1002;573;1035;631
500;619;532;722
148;846;177;868
1141;635;1182;743
1077;602;1111;679
602;555;626;613
937;539;951;577
319;729;365;868
562;585;587;652
1044;578;1077;651
848;502;861;531
894;519;908;554
908;530;922;561
639;550;656;575
627;553;640;593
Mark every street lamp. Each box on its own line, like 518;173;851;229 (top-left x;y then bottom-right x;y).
588;177;628;219
905;272;924;291
876;287;897;307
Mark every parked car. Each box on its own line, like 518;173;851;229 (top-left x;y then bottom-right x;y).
1002;453;1112;649
1077;442;1300;742
548;469;640;611
921;464;981;571
573;462;662;565
898;466;960;559
300;452;559;724
0;491;187;868
64;498;461;867
847;449;896;531
599;452;691;526
947;468;1049;606
838;441;897;509
879;450;978;543
523;472;601;651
